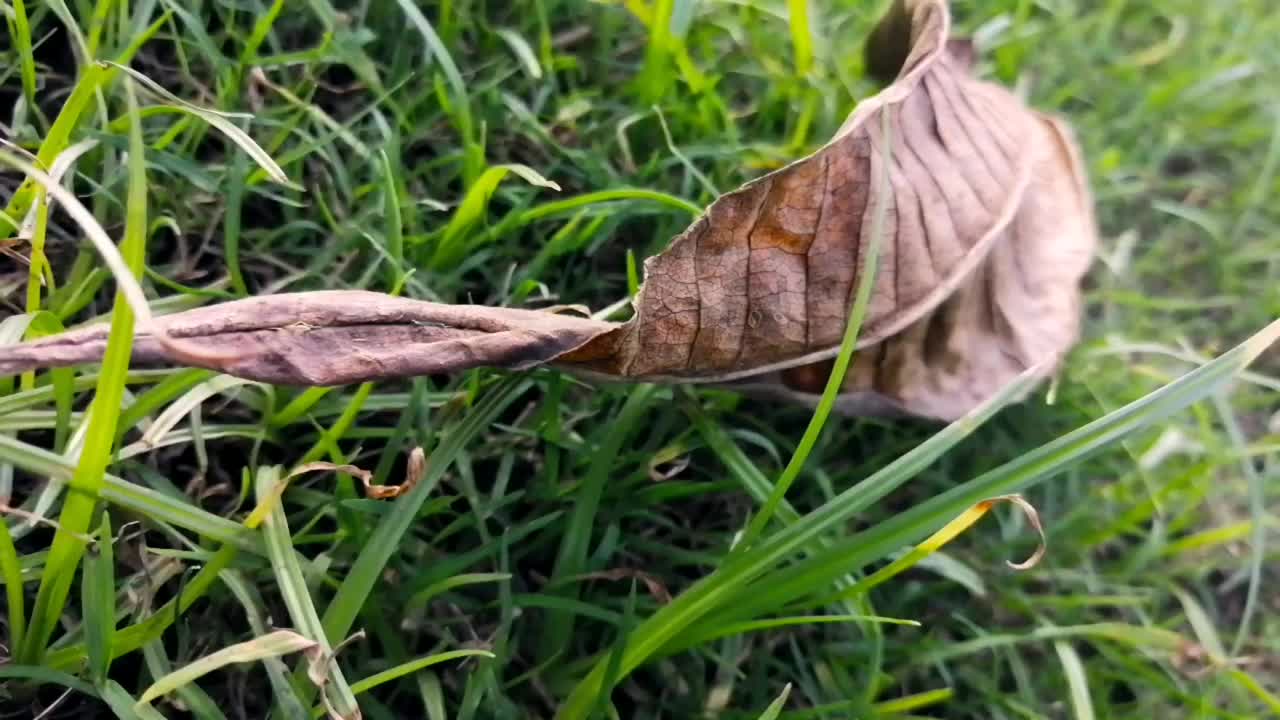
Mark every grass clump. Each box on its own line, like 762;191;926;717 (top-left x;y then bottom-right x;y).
1;1;1279;719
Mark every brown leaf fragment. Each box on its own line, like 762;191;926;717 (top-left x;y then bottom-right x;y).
0;0;1095;422
363;447;427;500
0;291;614;386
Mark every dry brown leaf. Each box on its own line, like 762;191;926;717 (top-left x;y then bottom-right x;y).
363;446;427;499
0;0;1095;422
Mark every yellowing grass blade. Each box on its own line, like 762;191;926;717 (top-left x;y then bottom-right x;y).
135;629;319;708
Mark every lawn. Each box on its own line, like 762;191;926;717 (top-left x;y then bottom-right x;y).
1;0;1278;718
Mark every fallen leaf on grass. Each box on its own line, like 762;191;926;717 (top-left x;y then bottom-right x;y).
0;0;1096;422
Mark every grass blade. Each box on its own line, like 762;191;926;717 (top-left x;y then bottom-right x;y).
0;665;97;695
0;62;110;235
560;316;1279;716
495;27;543;79
0;519;25;656
786;0;813;76
1054;640;1097;720
379;147;405;288
406;572;512;610
135;375;260;448
139;638;230;720
756;683;791;720
0;434;259;553
347;649;495;698
82;510;116;685
105;60;292;185
220;570;311;720
670;613;918;652
136;629;319;708
224;149;249;296
16;79;150;663
38;469;307;673
101;679;166;720
429;164;560;270
256;466;361;718
8;0;37;109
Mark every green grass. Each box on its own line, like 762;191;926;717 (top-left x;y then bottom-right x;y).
2;1;1279;718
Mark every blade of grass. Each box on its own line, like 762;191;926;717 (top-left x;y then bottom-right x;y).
461;189;700;265
256;466;361;719
417;671;446;720
0;434;259;553
246;0;289;57
83;0;117;58
220;570;311;720
560;314;1280;717
379;147;405;288
139;638;231;720
22;182;50;339
136;629;319;708
1212;394;1267;658
0;370;172;415
224;149;249;295
345;649;495;699
1054;640;1097;720
671;495;1041;653
21;140;99;357
0;520;25;657
116;369;220;442
429;164;560;270
16;79;149;664
82;510;116;685
691;405;908;631
271;387;335;428
672;613;919;651
495;27;543;79
45;0;90;59
298;382;373;464
756;683;792;720
790;496;1042;612
1225;668;1280;714
786;0;813;77
0;150;151;323
915;622;1189;665
0;664;97;696
8;0;37;111
405;572;512;610
636;0;675;100
105;60;291;185
871;688;954;716
135;375;260;448
100;679;168;720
